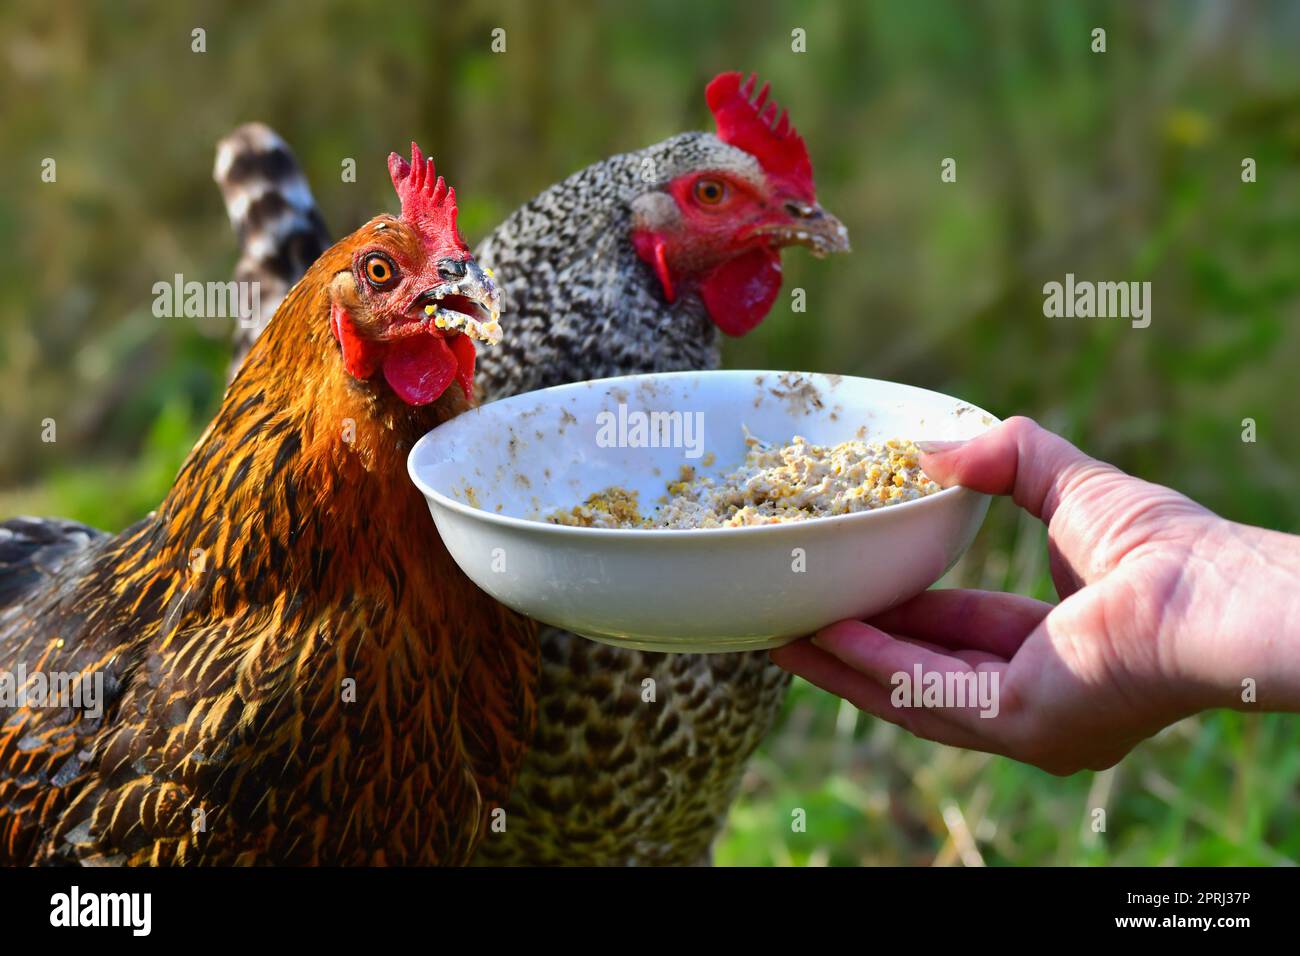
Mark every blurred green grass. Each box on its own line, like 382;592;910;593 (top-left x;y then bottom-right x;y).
1;0;1298;864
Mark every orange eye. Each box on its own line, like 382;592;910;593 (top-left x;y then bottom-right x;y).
363;253;396;288
693;178;726;205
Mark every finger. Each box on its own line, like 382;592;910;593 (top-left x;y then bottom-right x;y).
811;621;1009;732
867;589;1053;658
770;639;993;752
917;416;1121;528
890;632;1006;667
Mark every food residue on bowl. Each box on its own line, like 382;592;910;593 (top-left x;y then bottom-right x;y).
547;431;941;530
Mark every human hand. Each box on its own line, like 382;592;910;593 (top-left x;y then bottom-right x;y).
770;416;1300;774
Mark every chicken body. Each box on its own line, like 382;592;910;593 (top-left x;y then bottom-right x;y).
215;87;845;864
0;206;537;865
469;135;795;865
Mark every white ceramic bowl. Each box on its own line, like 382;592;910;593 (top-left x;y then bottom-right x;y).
408;371;998;653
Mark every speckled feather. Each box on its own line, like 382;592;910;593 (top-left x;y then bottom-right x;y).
471;133;757;395
470;132;791;866
216;130;791;866
0;229;538;865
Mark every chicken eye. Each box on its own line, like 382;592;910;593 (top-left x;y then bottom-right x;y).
363;253;397;289
693;178;727;206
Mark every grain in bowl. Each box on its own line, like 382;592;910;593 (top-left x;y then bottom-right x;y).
548;431;941;530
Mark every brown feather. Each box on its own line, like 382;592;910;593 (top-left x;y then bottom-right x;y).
0;223;538;865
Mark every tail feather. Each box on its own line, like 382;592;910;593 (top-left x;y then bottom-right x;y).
213;123;331;379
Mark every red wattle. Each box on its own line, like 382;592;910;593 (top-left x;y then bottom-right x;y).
700;247;783;337
331;302;381;378
381;333;457;406
450;333;477;401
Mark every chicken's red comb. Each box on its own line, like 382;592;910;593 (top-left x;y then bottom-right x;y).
388;142;460;241
706;71;815;202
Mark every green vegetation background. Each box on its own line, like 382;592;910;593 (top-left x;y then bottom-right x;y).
2;0;1297;864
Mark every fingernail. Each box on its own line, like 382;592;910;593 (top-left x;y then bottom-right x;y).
915;439;968;454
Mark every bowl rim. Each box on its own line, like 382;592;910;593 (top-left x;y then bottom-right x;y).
407;369;1000;541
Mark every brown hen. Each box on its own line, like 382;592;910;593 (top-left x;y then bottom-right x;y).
0;146;537;865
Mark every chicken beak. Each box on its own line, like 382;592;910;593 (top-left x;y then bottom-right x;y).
461;261;501;318
415;261;503;346
779;201;851;258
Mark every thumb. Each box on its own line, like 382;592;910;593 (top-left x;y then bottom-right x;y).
917;416;1120;528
